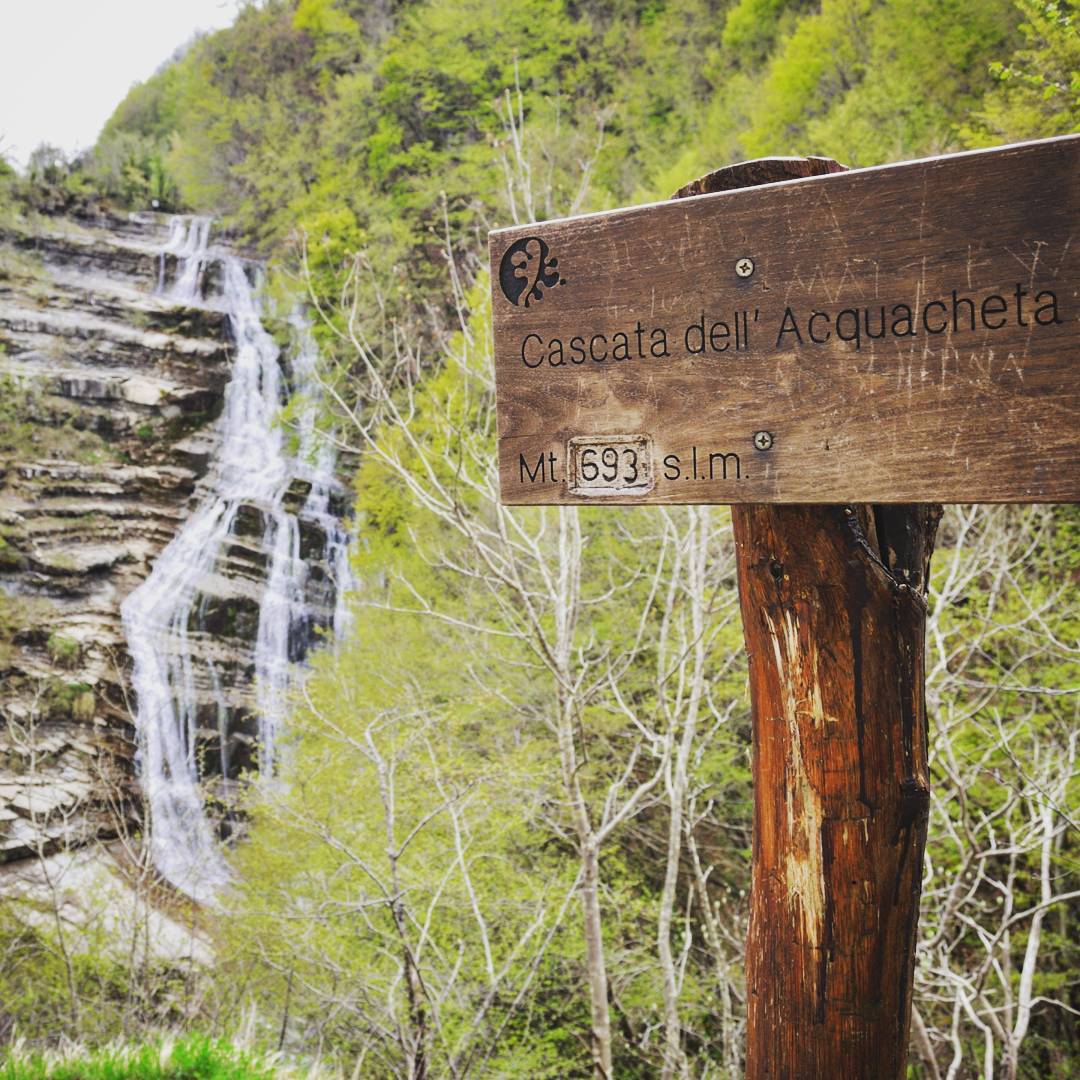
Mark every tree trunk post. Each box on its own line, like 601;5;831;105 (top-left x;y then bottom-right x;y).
673;160;942;1077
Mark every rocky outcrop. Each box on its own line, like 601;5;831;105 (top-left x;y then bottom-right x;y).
0;213;228;862
0;212;347;873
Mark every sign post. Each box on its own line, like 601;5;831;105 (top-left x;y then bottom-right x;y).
677;156;942;1079
488;136;1079;1077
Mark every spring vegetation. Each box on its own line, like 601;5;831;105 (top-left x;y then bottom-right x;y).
1;0;1078;1076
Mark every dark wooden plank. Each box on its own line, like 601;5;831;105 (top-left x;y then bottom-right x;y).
489;135;1080;504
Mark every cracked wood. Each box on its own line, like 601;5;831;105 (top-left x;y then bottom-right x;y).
734;502;939;1079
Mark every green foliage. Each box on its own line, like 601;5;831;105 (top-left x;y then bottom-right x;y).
0;374;34;457
0;907;142;1050
42;679;95;721
45;633;80;669
89;133;180;211
0;536;19;574
6;147;95;217
25;0;1074;1074
0;1034;280;1080
918;504;1080;1077
741;0;1017;163
0;594;51;666
965;0;1080;143
222;284;752;1075
0;153;18;227
0;374;114;466
89;0;1075;321
722;0;809;64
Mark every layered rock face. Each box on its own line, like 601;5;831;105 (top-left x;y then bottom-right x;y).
0;212;349;883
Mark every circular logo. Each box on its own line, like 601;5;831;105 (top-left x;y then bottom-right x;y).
499;236;566;308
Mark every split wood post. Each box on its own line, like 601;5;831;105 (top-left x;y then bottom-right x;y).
674;159;943;1078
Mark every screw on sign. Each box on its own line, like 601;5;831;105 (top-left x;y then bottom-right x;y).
488;136;1080;1078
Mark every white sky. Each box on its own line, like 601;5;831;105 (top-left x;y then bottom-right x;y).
0;1;243;169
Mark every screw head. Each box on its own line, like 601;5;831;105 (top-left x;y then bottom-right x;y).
735;257;755;278
753;430;774;451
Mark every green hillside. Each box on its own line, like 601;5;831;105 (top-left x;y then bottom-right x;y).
87;0;1075;304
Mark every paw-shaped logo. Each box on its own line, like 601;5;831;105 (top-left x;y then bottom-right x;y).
499;236;566;308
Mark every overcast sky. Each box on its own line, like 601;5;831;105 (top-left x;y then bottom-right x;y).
1;1;243;169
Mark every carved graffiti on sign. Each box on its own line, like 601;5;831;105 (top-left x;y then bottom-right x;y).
489;136;1080;505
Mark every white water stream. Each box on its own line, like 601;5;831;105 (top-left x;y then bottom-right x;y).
121;218;351;902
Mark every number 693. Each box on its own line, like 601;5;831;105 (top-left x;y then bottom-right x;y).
567;434;654;497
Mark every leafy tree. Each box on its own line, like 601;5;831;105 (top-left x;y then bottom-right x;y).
965;0;1080;143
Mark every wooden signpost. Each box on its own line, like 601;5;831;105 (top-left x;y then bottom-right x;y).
491;136;1078;506
488;136;1079;1077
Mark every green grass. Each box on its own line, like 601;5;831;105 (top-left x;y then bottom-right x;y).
0;1034;284;1080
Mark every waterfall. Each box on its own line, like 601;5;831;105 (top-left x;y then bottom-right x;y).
289;313;354;645
120;218;352;902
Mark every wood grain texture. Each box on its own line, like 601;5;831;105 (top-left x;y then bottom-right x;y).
677;157;941;1078
733;503;938;1079
671;155;846;197
489;135;1080;505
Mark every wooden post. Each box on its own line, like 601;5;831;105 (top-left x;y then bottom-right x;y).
674;161;942;1077
492;139;1079;1075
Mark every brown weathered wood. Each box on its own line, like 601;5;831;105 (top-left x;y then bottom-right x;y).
671;155;846;197
668;159;941;1077
732;502;939;1078
489;135;1080;505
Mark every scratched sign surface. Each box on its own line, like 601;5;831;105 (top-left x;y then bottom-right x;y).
488;135;1080;504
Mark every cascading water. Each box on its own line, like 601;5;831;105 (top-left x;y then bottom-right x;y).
289;314;354;643
121;218;352;902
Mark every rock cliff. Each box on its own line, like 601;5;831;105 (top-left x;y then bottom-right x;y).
0;211;349;883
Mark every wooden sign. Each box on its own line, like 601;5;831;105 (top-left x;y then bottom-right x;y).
488;135;1080;505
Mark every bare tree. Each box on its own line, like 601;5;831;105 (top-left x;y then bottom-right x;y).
2;676;209;1047
294;222;764;1075
635;507;741;1079
230;682;584;1077
913;505;1079;1079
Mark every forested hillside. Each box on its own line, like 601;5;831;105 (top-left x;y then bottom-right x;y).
1;0;1077;1077
92;0;1074;294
